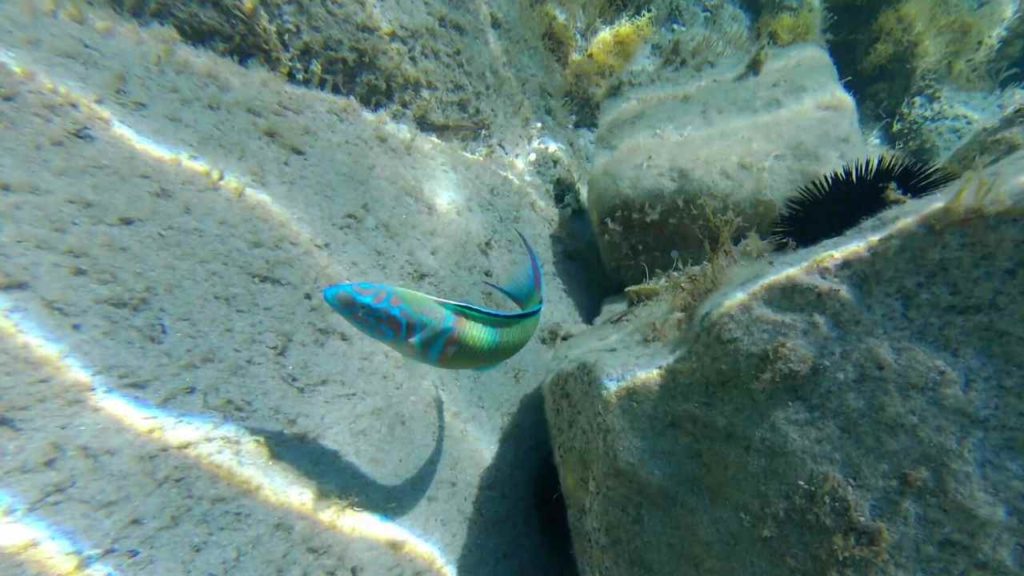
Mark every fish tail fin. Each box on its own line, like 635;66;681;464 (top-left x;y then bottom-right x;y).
482;229;543;311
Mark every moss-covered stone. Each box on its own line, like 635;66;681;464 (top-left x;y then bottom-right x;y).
756;2;826;47
102;0;571;145
824;0;1016;123
564;10;655;127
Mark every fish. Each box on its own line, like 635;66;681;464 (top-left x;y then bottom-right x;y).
322;230;543;370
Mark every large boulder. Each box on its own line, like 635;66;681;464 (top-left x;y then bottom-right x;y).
587;44;867;286
548;152;1024;575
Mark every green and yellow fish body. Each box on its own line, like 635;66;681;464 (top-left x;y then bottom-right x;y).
323;230;542;370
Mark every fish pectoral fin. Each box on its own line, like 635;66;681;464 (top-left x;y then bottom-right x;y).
408;322;459;365
408;322;455;354
408;323;442;345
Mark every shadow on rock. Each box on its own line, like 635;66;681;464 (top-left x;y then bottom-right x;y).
550;211;618;324
248;390;444;518
457;387;577;575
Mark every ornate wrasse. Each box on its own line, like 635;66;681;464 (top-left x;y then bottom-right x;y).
322;230;542;370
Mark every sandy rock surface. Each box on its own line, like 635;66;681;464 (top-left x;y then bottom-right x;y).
0;3;580;574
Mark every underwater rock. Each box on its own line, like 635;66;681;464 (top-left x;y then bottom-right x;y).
586;44;865;287
102;0;573;150
546;152;1024;575
892;84;1024;163
946;94;1024;173
824;0;1020;125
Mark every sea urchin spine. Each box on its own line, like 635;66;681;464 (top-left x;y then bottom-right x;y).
772;154;957;248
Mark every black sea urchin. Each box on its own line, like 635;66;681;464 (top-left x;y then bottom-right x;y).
772;155;957;248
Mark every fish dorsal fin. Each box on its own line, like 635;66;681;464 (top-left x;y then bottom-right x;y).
481;229;543;310
436;297;541;323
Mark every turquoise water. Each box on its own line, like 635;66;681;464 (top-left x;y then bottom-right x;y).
1;1;1022;575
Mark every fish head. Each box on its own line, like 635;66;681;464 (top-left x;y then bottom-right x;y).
323;282;411;344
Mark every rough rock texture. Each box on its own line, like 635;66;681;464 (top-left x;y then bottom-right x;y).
946;98;1024;173
547;152;1024;575
893;85;1024;163
586;44;867;287
824;0;1020;123
0;3;579;574
102;0;573;151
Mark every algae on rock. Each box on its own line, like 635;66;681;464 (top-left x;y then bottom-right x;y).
105;0;573;147
755;0;828;47
823;0;1019;129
